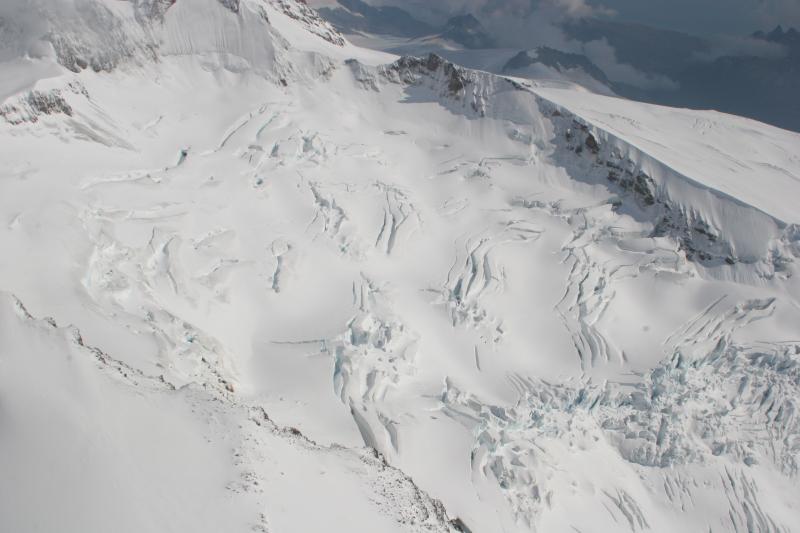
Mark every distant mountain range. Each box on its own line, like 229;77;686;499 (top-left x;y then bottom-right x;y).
317;1;800;132
440;14;495;49
754;25;800;49
565;19;800;133
316;0;494;49
503;47;611;86
315;0;436;38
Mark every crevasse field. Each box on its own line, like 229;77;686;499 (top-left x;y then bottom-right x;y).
1;1;799;532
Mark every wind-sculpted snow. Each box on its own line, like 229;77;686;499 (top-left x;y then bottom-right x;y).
0;291;462;532
1;3;800;532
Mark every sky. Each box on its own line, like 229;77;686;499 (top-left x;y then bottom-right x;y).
312;0;795;90
589;0;800;35
355;0;800;35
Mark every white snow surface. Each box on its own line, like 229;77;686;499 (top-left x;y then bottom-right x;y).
1;1;799;532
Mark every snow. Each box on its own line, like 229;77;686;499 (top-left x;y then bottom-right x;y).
533;86;800;226
1;1;799;532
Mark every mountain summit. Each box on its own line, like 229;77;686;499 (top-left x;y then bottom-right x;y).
754;25;800;52
441;13;495;49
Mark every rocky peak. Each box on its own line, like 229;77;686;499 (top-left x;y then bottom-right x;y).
753;24;800;49
441;13;495;49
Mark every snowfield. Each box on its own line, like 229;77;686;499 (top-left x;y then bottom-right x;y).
1;1;799;532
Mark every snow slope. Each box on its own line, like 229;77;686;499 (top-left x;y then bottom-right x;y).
1;1;799;532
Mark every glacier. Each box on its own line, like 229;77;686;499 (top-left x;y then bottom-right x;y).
1;1;799;532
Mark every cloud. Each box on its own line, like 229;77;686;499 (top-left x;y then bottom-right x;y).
361;0;610;25
581;38;679;90
350;0;673;91
364;0;800;36
444;0;676;92
431;0;613;48
539;0;612;18
585;0;800;35
693;35;788;62
755;0;800;29
314;0;797;95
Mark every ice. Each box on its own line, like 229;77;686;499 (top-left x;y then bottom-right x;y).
1;1;799;532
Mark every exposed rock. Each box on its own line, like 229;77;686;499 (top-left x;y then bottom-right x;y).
275;0;345;46
503;47;611;87
132;0;177;22
46;0;154;73
316;0;435;39
585;133;599;154
441;14;494;49
0;89;77;124
550;110;744;267
218;0;240;13
383;54;470;98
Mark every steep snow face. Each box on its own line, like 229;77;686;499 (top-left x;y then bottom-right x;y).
1;2;800;533
532;85;800;279
1;0;165;73
0;0;352;88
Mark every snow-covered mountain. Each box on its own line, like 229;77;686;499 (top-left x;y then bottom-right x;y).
1;1;800;532
313;2;800;133
315;0;436;39
564;19;800;134
502;47;613;95
439;14;495;50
